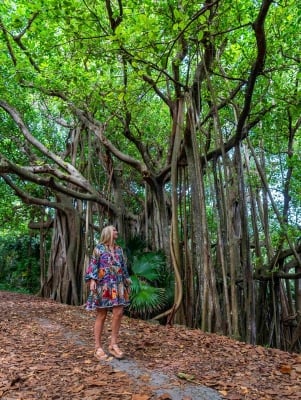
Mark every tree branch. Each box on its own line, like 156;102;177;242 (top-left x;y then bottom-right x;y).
235;0;273;140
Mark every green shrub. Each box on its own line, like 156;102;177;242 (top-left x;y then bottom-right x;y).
0;234;40;293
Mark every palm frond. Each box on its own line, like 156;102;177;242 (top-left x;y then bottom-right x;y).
129;283;167;314
132;252;165;282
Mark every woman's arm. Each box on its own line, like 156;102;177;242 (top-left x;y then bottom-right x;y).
85;246;101;282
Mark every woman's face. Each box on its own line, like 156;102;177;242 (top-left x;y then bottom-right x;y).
112;227;118;241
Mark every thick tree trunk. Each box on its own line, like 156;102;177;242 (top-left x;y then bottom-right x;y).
213;159;232;335
223;156;240;339
184;95;222;332
41;195;85;305
234;145;256;344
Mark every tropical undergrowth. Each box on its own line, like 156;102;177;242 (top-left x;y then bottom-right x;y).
124;236;174;320
0;234;40;294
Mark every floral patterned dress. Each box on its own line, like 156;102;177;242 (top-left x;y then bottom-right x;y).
85;243;130;310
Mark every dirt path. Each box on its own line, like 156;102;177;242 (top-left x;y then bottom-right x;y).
0;291;300;399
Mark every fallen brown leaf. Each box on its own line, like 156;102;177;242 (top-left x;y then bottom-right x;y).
280;364;293;374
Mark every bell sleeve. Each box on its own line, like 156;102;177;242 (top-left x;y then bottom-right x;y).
84;246;101;282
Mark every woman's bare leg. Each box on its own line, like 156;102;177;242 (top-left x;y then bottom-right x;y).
94;308;107;349
110;305;124;345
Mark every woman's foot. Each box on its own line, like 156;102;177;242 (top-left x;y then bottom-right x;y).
108;344;124;359
94;347;108;361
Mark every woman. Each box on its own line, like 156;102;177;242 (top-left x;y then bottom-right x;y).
85;225;131;361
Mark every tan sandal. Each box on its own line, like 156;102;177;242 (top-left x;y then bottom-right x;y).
94;347;108;361
108;344;124;359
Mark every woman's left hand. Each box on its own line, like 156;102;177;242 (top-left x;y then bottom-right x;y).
89;279;97;291
124;278;132;286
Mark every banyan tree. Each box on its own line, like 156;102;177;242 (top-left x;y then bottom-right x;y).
0;0;300;351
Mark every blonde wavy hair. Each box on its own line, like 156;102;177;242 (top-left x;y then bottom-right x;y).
100;225;116;246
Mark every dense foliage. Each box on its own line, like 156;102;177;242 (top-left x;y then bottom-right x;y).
0;233;40;293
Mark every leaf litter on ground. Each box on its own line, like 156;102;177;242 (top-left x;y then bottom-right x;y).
0;291;300;400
